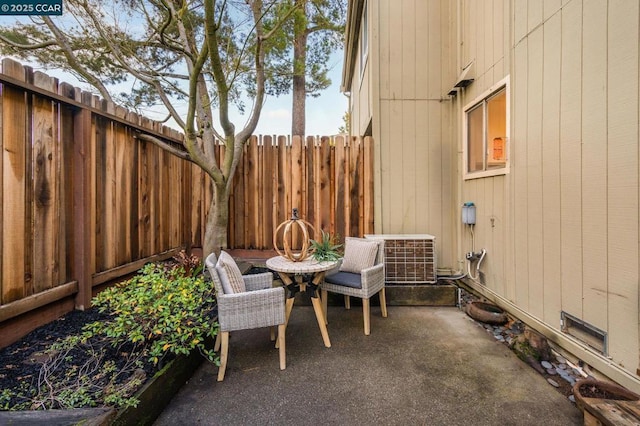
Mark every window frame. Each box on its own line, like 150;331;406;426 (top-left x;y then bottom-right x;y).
462;76;510;180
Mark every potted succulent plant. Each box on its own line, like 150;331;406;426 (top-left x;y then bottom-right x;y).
310;230;343;262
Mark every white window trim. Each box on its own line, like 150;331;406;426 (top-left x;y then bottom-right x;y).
462;76;510;180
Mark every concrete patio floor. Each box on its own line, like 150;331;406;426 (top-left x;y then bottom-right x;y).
154;305;582;425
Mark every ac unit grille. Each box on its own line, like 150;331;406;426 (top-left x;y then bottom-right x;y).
365;234;437;284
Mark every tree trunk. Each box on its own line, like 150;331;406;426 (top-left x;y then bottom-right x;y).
203;180;230;257
291;0;307;137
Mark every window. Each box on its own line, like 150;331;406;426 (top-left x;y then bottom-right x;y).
359;2;368;78
463;77;509;179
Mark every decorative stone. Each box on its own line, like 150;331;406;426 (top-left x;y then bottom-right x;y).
568;395;575;403
524;328;552;361
547;378;560;388
546;368;557;375
555;355;567;364
510;322;525;334
541;360;553;369
560;374;574;384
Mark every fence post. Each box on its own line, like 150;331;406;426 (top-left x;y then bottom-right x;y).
72;93;93;310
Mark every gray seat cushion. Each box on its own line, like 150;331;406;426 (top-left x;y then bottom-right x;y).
325;271;362;289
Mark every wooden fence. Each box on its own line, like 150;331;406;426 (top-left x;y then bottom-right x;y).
222;134;374;251
0;58;373;347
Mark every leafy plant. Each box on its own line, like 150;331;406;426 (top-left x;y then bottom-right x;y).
85;262;218;366
310;230;343;262
0;259;218;410
171;250;204;277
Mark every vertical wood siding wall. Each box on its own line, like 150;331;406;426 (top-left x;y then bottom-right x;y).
0;59;373;347
457;1;640;377
348;0;640;386
367;0;456;268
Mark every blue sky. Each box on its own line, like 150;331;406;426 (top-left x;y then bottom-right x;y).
0;16;347;137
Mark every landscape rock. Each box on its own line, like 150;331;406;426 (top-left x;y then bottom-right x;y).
523;328;552;361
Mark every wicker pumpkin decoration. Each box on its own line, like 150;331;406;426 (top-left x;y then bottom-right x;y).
273;208;316;262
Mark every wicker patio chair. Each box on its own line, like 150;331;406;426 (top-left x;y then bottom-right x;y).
205;252;286;381
320;237;388;335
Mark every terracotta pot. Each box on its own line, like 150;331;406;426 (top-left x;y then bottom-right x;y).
465;301;508;325
572;378;640;412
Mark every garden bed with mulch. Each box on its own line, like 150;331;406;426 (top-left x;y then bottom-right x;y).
0;308;159;411
0;253;227;425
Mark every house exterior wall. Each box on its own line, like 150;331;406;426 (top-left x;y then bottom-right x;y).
458;0;640;388
359;0;457;269
350;44;370;136
344;0;640;391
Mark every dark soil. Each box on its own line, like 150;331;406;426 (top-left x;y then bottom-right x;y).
0;308;159;410
576;383;636;400
0;264;264;410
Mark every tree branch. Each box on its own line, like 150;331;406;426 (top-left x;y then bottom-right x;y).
40;17;114;102
0;33;58;49
135;133;193;162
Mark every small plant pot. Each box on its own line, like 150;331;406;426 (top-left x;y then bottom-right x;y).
572;378;640;409
573;379;640;425
465;301;508;325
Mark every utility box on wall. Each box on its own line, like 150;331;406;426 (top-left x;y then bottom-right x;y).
364;234;437;284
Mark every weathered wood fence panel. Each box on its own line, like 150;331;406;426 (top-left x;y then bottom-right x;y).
219;134;374;250
0;59;193;346
0;59;374;348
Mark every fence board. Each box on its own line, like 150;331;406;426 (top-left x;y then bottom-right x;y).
276;136;288;232
334;137;346;239
23;66;34;298
262;136;274;248
115;119;129;266
139;137;151;258
1;59;27;304
32;71;59;293
246;136;259;248
304;137;313;234
318;137;332;234
58;82;75;284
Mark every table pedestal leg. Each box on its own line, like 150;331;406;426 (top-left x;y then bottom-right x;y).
311;297;331;347
276;299;295;349
285;297;295;325
309;272;331;347
274;269;332;348
321;289;328;325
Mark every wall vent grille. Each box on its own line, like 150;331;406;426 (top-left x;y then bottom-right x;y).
561;311;607;355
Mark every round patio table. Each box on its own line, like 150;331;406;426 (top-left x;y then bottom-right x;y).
266;256;338;348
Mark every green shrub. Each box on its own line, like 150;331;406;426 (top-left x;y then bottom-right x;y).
85;262;218;366
1;257;218;410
